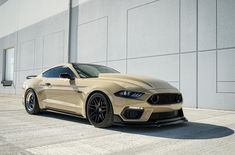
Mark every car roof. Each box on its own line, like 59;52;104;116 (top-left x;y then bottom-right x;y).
44;63;105;72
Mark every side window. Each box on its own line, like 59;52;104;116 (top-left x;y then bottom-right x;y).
42;67;60;78
63;67;76;78
42;66;76;78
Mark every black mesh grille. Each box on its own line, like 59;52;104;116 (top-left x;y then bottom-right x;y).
148;109;182;121
122;108;144;119
147;93;182;105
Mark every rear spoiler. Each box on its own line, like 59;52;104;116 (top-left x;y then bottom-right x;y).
26;75;37;79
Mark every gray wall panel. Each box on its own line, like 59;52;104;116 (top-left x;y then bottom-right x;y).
198;51;235;110
69;6;78;62
128;55;179;82
217;82;235;93
43;31;65;68
180;53;197;108
198;0;216;50
218;0;235;48
128;0;179;58
217;49;235;81
34;38;43;69
77;17;108;63
198;51;217;109
181;0;197;53
20;40;35;70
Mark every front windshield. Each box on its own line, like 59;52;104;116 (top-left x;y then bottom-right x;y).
72;63;120;78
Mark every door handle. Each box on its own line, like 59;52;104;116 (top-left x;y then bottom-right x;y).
45;83;51;86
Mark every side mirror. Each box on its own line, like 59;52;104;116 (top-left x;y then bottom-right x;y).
60;73;75;80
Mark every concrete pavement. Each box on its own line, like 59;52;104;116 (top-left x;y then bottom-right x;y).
0;94;235;155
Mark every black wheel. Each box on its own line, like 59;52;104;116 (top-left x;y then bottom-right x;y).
87;92;113;128
25;89;40;114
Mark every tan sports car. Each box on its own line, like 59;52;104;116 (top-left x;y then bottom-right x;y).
22;63;187;128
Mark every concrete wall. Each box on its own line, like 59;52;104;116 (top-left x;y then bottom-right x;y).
0;0;69;94
0;0;69;38
0;0;235;110
76;0;235;110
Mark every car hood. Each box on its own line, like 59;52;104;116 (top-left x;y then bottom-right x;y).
98;73;176;90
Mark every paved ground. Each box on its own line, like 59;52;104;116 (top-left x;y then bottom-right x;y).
0;94;235;155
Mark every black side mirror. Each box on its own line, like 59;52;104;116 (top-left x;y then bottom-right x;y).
60;73;75;80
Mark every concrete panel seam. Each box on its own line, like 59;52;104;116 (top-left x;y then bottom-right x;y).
179;0;181;91
33;39;36;70
128;52;180;60
216;0;218;93
78;16;108;27
196;0;199;108
127;0;160;12
106;17;109;66
126;8;128;73
42;36;44;70
218;81;235;82
181;46;235;54
62;30;66;64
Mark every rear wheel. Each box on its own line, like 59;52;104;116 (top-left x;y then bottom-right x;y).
25;89;40;114
87;92;113;128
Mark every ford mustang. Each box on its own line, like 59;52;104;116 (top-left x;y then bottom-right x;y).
22;63;187;128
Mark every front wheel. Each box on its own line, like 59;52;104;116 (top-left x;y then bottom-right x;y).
25;89;40;114
87;92;113;128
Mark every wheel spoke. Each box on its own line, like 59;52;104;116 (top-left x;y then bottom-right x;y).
100;113;105;120
89;111;96;117
89;106;96;110
100;105;106;109
90;113;97;119
94;98;99;105
100;98;104;104
95;115;99;123
91;100;96;105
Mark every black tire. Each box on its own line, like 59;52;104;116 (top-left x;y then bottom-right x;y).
86;92;113;128
24;89;40;114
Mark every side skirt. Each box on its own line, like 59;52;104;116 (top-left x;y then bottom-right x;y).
44;107;86;119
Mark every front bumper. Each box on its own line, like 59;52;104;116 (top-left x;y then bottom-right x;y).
113;108;187;127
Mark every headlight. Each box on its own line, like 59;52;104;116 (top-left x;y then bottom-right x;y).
114;90;144;99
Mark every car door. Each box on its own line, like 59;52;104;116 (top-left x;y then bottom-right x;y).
41;66;83;114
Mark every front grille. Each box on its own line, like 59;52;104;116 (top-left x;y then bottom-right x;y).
148;109;182;121
147;93;182;105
